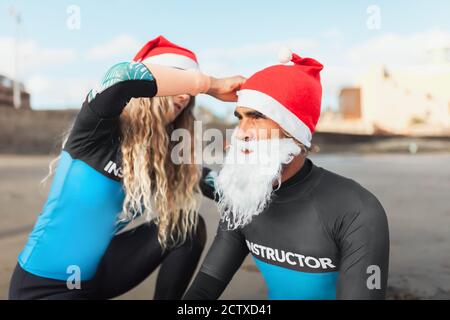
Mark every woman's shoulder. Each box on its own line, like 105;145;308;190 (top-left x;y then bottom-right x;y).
87;61;155;103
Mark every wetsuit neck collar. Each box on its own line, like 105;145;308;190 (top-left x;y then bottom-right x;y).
272;158;323;202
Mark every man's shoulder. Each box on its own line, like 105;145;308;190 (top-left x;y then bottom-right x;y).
311;165;385;223
314;166;366;200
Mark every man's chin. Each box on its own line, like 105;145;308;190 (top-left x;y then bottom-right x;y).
216;137;301;228
216;171;276;229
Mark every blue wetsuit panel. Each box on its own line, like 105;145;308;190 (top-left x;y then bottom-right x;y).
253;257;338;300
18;151;124;281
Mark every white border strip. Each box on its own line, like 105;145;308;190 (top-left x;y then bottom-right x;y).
237;89;312;147
142;53;199;70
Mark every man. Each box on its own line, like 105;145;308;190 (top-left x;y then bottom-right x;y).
184;49;389;300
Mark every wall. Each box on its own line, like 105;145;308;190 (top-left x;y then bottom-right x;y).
0;108;77;154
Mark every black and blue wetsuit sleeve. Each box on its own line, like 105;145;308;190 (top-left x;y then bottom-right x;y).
184;221;249;300
64;62;157;159
87;61;157;118
335;190;390;299
199;167;218;201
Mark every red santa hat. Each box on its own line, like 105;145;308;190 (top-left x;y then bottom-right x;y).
237;47;323;148
133;35;199;70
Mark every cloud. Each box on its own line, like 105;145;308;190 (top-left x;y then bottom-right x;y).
0;34;142;109
199;29;450;113
26;75;51;94
313;29;450;109
5;29;450;111
202;38;318;60
85;34;141;60
26;74;97;109
198;38;319;77
347;29;450;68
0;36;81;109
0;36;76;78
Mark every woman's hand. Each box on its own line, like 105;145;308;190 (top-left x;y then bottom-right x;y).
207;76;247;102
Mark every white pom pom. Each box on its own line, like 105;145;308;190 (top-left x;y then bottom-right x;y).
278;46;292;64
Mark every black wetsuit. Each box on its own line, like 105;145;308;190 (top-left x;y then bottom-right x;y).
184;158;390;300
9;61;213;300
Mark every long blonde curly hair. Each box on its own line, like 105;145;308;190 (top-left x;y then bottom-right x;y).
43;96;201;249
119;96;201;248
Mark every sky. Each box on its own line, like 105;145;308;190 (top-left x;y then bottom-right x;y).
1;0;450;117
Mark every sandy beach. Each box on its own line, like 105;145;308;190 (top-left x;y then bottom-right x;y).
0;153;449;299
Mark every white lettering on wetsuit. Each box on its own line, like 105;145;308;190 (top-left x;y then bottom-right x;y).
245;240;336;270
104;160;123;178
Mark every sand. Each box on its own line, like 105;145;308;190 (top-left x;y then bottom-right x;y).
0;153;449;299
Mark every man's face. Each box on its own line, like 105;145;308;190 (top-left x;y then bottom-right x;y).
215;106;302;229
234;106;286;143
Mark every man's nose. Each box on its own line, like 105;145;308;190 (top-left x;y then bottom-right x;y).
235;122;256;141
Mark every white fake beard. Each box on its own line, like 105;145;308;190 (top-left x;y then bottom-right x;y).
215;137;301;229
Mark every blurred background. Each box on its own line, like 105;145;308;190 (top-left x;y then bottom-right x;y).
0;0;449;299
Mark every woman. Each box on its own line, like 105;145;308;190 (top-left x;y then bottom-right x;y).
9;36;245;299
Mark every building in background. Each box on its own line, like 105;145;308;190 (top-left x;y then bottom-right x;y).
317;48;450;136
0;74;30;109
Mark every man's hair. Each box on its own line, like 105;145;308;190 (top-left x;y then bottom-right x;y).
282;129;310;156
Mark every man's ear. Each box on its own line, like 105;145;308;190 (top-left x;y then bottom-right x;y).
299;143;311;157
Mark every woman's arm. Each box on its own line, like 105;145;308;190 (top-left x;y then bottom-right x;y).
88;61;245;118
88;61;157;118
144;63;211;97
145;62;245;101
